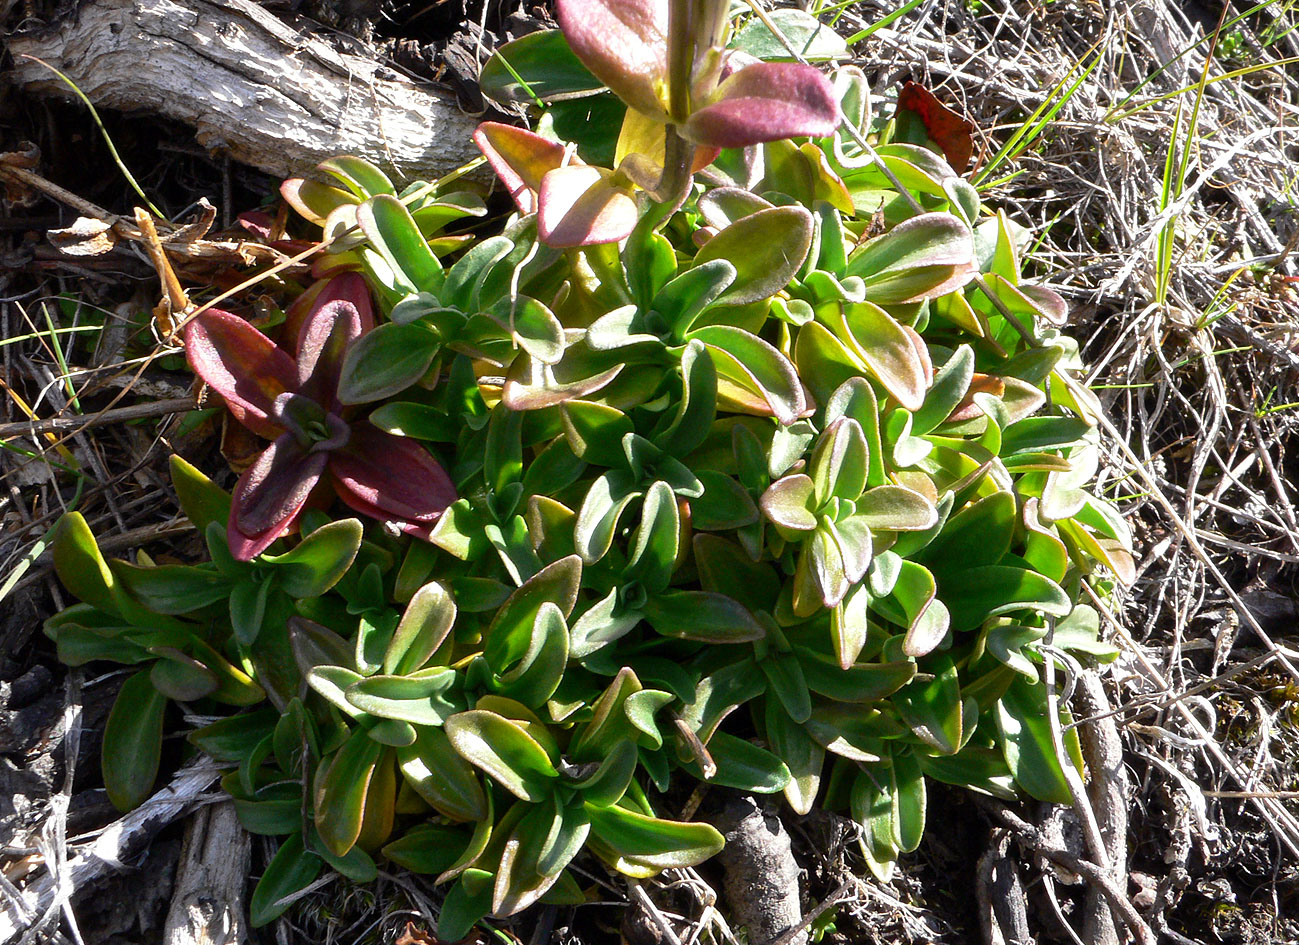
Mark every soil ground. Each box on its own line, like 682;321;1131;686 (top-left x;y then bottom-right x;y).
3;1;1299;943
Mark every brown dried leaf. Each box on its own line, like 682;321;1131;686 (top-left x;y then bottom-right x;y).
47;216;119;257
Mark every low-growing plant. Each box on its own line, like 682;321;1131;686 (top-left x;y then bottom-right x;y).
45;0;1133;937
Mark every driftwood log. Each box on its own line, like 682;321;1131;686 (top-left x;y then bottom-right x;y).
7;0;484;183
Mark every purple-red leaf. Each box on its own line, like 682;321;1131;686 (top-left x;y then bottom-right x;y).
284;271;374;344
474;123;571;214
230;434;328;559
184;310;297;441
537;165;639;247
683;62;840;148
295;300;365;410
555;0;669;122
329;426;456;536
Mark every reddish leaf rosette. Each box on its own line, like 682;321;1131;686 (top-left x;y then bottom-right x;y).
184;277;456;560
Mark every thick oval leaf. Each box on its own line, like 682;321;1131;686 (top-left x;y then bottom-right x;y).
764;699;824;815
537;165;638;248
345;668;459;726
828;301;928;410
693;206;814;305
810;417;868;506
798;650;915;703
336;322;440;405
625;481;681;594
485;555;582;670
912;345;975;435
691;731;791;793
683;63;841;148
641;589;765;643
109;561;230;615
384;580;457;675
845;212;976;303
689;326;807;425
918;491;1016;574
169;454;233;535
893;655;963;754
554;0;668;121
265;518;362;598
314;728;382;856
249;833;322;927
357;195;442;295
586;804;724;876
445;710;558;802
382;824;473;876
996;676;1075;803
479;29;604;105
396;727;488;822
732;8;850;61
102;670;166;810
854;485;937;531
941;566;1073;633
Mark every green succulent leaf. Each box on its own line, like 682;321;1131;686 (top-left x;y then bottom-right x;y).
396;726;488;822
641;589;766;643
996;675;1076;803
337;322;440;405
249;833;323;927
445;710;559;802
109;561;230;615
345;668;459;726
693;207;814;307
169;455;233;534
941;566;1073;633
692;730;791;793
357;194;443;295
893;655;963;754
479;29;604;104
384;580;457;675
586;804;725;877
102;669;166;811
313;727;383;857
265;519;363;598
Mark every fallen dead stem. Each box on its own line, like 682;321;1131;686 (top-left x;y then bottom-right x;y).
3;0;1299;942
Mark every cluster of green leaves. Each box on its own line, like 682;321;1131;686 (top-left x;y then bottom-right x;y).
44;7;1131;939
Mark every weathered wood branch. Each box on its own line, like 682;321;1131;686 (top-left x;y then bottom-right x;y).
7;0;484;183
0;759;222;942
163;802;251;945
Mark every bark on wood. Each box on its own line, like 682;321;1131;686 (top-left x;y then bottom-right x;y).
163;801;251;945
713;795;806;945
0;759;221;942
7;0;484;183
1076;673;1130;945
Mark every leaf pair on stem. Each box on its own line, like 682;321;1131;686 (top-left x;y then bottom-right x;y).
476;0;842;247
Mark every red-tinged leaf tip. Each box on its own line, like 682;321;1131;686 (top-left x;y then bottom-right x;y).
328;426;457;531
537;165;639;248
295;299;365;410
311;272;375;333
230;435;328;559
184;310;298;441
683;62;840;148
474;123;571;214
237;211;274;239
896;81;976;174
555;0;669;121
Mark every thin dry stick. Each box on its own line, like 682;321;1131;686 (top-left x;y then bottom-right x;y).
975;799;1156;945
0;397;196;438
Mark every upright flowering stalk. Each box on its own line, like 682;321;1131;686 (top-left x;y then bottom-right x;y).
475;0;841;247
184;274;456;559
